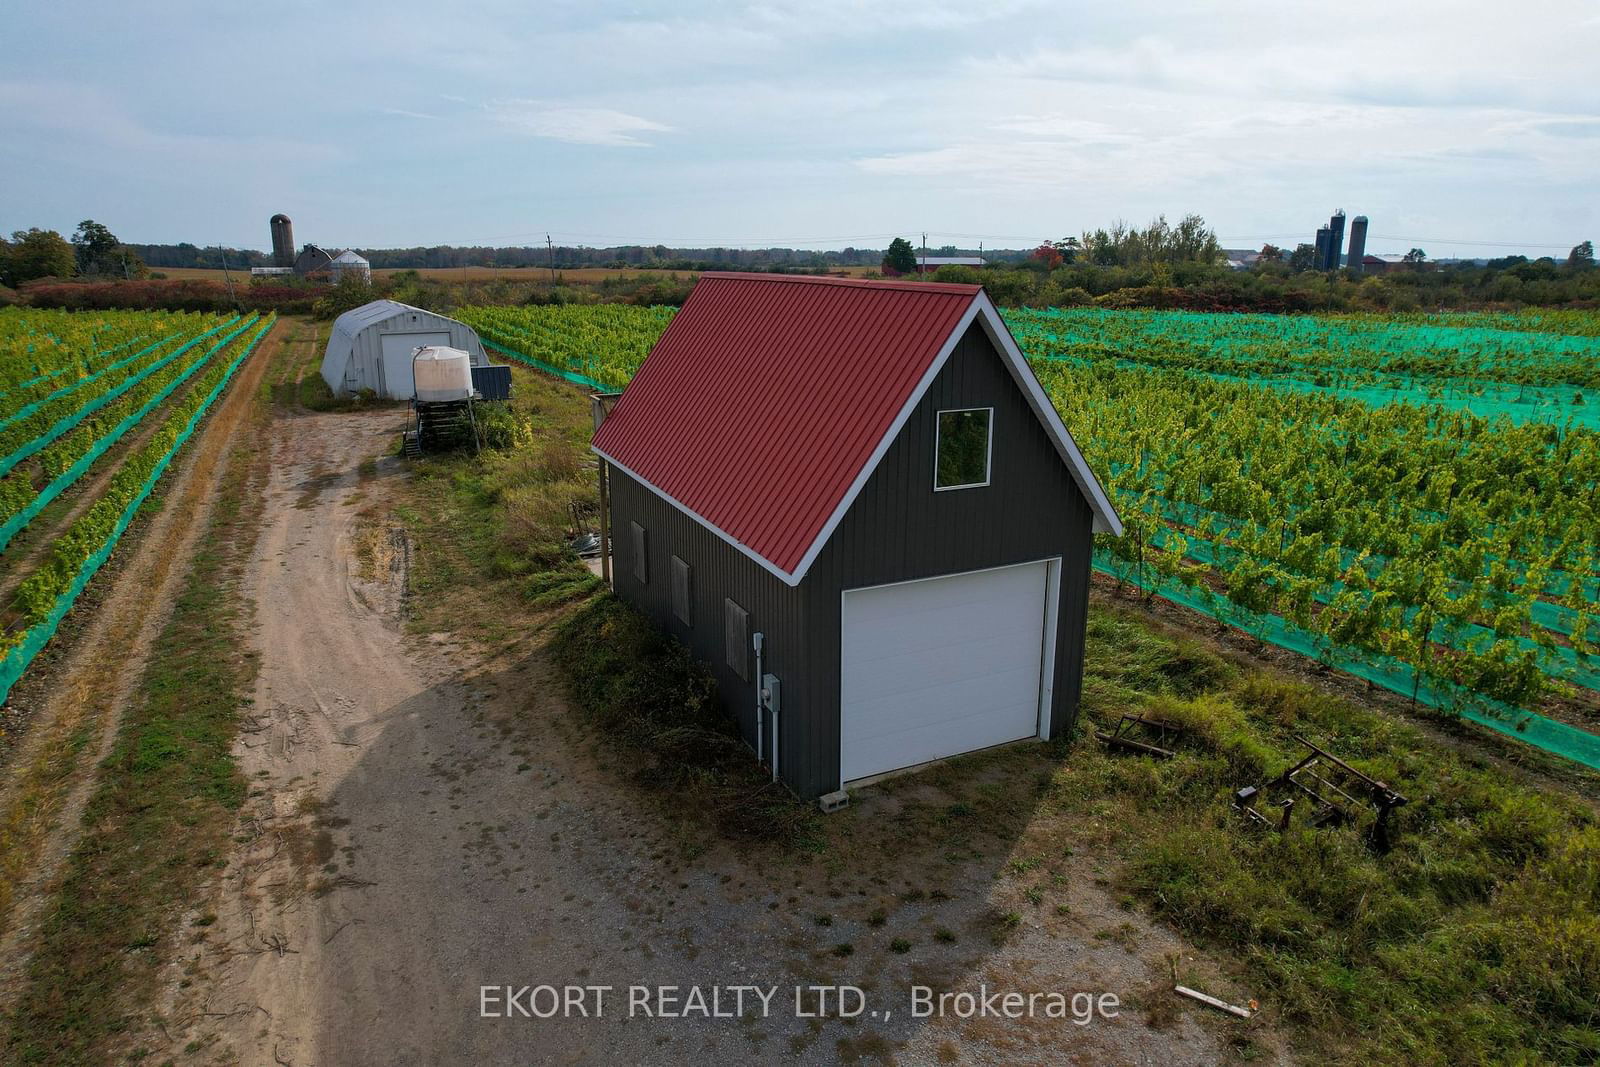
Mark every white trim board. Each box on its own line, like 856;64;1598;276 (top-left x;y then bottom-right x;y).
931;406;994;492
592;289;1123;587
971;292;1123;535
783;298;984;582
594;449;805;586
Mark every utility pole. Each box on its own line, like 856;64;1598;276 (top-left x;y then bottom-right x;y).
546;234;557;286
921;231;927;275
218;244;238;307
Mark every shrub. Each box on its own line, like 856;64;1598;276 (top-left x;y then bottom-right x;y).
22;279;326;314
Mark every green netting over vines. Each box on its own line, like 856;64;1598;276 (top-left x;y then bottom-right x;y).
1008;307;1600;428
0;333;158;432
0;316;256;553
0;315;241;477
1096;556;1600;771
455;301;1600;773
481;337;611;390
0;316;273;705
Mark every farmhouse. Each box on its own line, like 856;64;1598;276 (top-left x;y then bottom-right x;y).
321;300;488;399
592;273;1121;802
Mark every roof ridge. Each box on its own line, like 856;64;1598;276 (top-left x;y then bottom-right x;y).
697;271;982;296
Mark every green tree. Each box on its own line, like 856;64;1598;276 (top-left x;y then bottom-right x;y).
72;219;145;278
1287;243;1318;272
3;228;75;286
1030;242;1063;269
1257;243;1285;263
1567;240;1595;269
882;237;917;275
1403;248;1428;265
1077;215;1221;267
73;219;120;274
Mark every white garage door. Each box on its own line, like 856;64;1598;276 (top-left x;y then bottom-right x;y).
840;560;1052;783
378;332;451;398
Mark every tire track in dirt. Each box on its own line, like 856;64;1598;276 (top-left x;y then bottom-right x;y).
0;318;290;1004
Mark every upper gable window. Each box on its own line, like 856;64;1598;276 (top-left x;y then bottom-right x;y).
934;408;992;491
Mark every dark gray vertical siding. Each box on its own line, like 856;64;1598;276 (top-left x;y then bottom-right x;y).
606;319;1098;801
803;322;1097;793
607;468;818;786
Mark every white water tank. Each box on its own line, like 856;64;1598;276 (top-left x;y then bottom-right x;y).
412;346;473;402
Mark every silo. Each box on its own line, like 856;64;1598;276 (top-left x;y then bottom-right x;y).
1347;215;1369;275
270;214;295;268
1315;227;1331;270
1326;210;1346;270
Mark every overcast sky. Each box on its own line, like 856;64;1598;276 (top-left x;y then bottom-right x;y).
3;1;1597;257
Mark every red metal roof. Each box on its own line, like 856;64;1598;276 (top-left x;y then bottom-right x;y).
592;273;982;579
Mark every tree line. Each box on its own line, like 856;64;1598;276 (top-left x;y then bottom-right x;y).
6;212;1595;314
1;221;152;289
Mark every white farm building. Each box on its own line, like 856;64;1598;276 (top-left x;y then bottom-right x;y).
328;250;372;283
321;301;488;399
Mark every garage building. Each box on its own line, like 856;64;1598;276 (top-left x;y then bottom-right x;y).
592;273;1121;802
321;300;488;399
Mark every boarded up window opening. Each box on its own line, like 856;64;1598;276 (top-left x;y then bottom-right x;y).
631;522;648;584
725;599;750;681
671;556;692;625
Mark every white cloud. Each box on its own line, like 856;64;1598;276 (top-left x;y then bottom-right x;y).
5;1;1597;251
0;79;339;171
486;101;672;147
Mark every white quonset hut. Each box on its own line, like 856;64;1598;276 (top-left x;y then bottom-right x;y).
321;300;487;399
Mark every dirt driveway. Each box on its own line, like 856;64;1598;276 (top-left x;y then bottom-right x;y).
145;402;1268;1066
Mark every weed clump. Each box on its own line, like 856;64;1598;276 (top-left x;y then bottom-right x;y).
551;595;819;846
1078;600;1599;1063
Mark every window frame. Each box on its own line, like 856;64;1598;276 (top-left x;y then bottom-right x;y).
630;521;648;584
724;598;750;681
670;555;693;626
932;406;994;492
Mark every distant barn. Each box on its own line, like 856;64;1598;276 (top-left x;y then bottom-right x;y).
294;245;334;277
916;255;986;273
321;301;488;399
